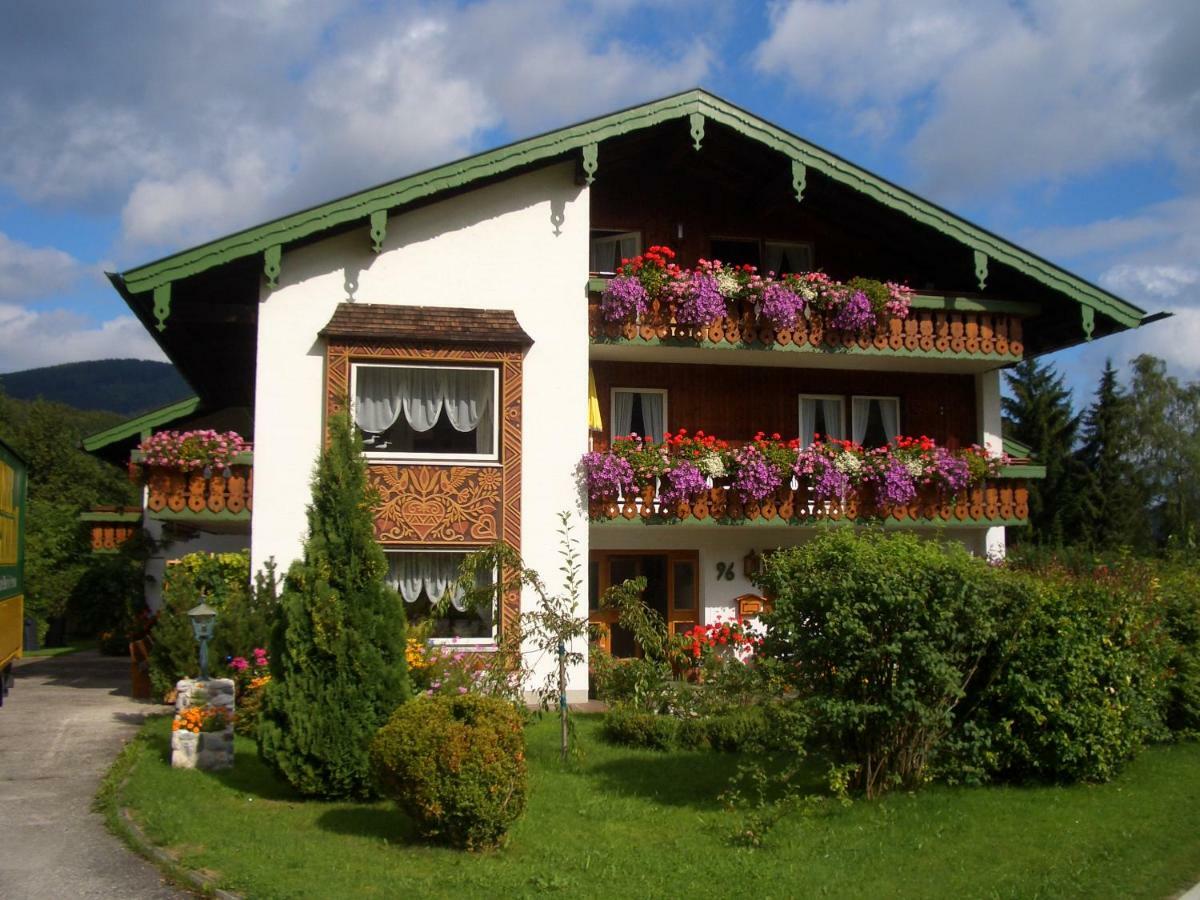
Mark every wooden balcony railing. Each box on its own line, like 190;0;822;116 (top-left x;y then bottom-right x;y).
81;506;142;552
134;452;254;520
589;476;1030;526
588;298;1026;360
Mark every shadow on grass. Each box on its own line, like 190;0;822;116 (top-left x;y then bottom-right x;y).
316;806;419;845
584;749;733;810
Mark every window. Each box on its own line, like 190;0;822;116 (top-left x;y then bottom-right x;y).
710;237;760;269
764;241;813;275
851;396;901;448
351;363;498;460
798;395;845;446
590;230;641;274
385;550;496;641
611;388;667;442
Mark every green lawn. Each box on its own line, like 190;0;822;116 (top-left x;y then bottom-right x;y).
109;715;1200;899
23;641;94;658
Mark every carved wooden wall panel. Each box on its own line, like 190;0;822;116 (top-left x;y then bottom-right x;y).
325;340;524;631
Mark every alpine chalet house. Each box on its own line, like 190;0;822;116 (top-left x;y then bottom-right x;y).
88;91;1150;699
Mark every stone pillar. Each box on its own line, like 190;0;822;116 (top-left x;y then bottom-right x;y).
170;677;236;770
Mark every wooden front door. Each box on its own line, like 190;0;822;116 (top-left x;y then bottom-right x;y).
589;550;699;658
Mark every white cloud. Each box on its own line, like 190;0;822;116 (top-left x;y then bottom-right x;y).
755;0;1200;198
0;233;84;302
0;303;167;373
1101;264;1200;303
0;2;716;257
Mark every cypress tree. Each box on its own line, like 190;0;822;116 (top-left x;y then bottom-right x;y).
257;413;411;799
1002;358;1086;544
1076;360;1144;549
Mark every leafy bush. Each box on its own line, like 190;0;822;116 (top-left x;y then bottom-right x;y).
757;529;1009;798
257;415;410;799
602;705;681;750
956;562;1172;781
1160;563;1200;736
146;551;278;699
371;694;527;850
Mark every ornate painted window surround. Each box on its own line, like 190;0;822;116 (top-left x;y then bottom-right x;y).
325;339;526;633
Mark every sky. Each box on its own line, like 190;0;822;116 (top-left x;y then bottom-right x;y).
0;0;1197;404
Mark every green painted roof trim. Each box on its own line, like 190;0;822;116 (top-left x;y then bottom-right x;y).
82;396;201;453
79;510;142;523
1003;436;1036;460
998;463;1046;479
118;89;1145;330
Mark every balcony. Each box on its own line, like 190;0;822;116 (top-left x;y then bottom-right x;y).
132;451;253;526
81;506;142;552
588;284;1027;363
589;470;1037;529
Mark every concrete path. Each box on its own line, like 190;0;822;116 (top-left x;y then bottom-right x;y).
0;650;187;899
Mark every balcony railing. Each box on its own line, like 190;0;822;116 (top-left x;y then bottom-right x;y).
589;475;1031;527
587;284;1028;361
80;506;142;552
132;451;253;520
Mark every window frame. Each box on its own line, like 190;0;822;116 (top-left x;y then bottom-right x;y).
850;395;902;447
797;393;846;446
609;387;669;443
384;547;499;646
763;239;815;275
589;228;643;275
350;361;501;464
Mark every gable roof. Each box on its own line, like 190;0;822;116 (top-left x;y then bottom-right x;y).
112;89;1147;333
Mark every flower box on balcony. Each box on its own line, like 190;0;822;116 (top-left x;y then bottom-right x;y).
131;450;254;518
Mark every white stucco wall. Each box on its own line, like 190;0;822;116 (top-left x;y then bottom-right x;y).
252;162;590;697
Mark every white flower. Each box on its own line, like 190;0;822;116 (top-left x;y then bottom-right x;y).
698;451;726;478
716;271;740;298
834;453;862;475
905;459;925;478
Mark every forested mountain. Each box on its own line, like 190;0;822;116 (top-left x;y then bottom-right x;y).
0;359;190;415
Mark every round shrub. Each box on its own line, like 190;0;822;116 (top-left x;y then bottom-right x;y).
371;694;526;850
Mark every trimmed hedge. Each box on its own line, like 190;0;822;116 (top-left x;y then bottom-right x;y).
371;694;527;850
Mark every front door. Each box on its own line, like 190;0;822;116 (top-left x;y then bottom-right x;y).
589;550;699;658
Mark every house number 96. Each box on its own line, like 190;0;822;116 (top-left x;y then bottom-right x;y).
715;562;735;581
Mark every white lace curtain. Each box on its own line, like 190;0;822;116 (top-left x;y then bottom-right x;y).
851;397;900;446
355;367;493;453
612;390;665;442
386;553;468;611
800;397;845;446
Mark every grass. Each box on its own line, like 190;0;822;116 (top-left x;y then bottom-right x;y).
109;715;1200;900
23;640;95;658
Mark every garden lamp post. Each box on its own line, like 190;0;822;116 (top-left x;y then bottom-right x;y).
187;599;218;681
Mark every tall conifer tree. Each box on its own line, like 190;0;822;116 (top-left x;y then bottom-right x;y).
1076;360;1144;549
1002;358;1085;544
258;413;411;799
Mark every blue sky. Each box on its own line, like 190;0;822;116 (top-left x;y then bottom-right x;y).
1;0;1197;404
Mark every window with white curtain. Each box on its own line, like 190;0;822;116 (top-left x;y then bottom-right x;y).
798;395;845;446
352;364;498;460
851;396;901;448
764;241;814;275
611;388;667;442
384;550;497;641
590;230;642;274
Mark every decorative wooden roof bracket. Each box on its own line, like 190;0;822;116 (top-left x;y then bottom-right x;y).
792;159;807;203
974;250;989;291
370;209;388;253
264;244;281;291
152;283;171;332
689;112;705;151
582;143;599;185
1081;306;1095;340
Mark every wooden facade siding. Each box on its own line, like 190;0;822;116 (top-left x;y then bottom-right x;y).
590;361;978;448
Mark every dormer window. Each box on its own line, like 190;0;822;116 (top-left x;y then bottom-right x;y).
590;230;641;275
351;363;498;461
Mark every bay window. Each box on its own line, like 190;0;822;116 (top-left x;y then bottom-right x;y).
352;363;498;460
385;550;496;641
